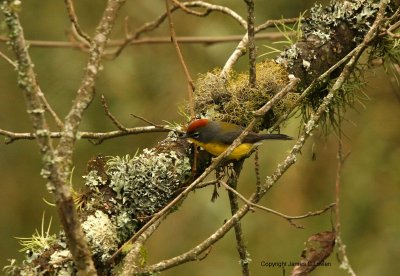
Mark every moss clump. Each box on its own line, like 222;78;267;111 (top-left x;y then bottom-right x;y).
194;60;299;131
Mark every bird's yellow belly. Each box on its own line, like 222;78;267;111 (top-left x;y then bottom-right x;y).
189;139;253;160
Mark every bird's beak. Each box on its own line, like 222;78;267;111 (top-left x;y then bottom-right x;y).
180;133;188;139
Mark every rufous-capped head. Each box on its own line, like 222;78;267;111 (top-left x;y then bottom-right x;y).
186;118;209;133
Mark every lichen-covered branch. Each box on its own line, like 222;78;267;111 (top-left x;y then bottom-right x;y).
0;126;170;144
0;0;97;274
1;0;127;274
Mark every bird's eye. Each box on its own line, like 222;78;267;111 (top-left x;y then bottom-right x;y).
192;132;200;138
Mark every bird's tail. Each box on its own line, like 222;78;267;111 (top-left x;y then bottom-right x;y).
259;133;293;140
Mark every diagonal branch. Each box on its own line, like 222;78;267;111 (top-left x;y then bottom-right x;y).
108;77;300;265
55;0;127;170
225;161;251;276
63;0;92;45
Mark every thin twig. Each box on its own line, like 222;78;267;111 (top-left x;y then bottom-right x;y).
171;0;207;16
165;0;195;118
101;95;128;131
335;116;356;276
109;1;247;58
0;49;16;67
254;148;261;195
226;161;251;276
63;0;92;45
0;33;291;48
38;87;65;129
194;179;219;189
386;18;400;38
130;114;162;128
220;180;335;229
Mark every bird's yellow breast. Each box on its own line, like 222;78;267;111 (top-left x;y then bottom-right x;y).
189;139;254;160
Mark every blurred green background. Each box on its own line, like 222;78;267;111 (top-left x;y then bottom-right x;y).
1;1;399;275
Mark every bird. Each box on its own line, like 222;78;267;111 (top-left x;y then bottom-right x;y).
183;118;293;160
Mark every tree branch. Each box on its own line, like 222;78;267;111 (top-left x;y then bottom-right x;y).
335;116;356;276
0;126;170;144
165;0;195;118
0;33;292;48
63;0;92;45
226;161;251;276
1;0;97;273
243;0;256;87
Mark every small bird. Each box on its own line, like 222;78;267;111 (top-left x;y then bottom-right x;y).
183;118;293;160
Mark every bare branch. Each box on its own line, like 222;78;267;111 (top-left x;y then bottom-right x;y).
243;0;256;87
38;87;65;129
226;162;251;276
0;126;170;144
63;0;92;45
0;49;16;67
130;114;163;128
55;0;127;165
0;33;291;48
335;116;356;276
165;0;195;118
101;95;128;131
220;180;335;229
109;1;246;58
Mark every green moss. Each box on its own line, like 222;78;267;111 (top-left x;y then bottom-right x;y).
193;60;298;130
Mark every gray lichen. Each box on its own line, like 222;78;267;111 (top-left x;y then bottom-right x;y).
82;210;119;262
4;133;192;275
